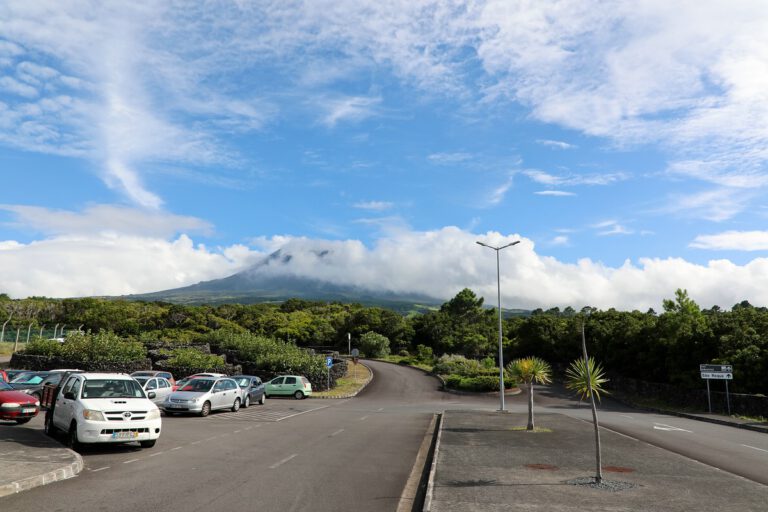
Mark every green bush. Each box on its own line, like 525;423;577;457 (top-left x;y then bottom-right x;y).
359;331;391;358
443;375;515;392
432;354;485;377
163;348;226;370
25;331;146;362
416;344;435;364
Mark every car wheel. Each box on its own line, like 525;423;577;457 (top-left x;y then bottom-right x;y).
293;390;304;400
15;417;32;424
231;398;241;412
67;423;80;451
199;401;211;417
44;412;57;436
243;395;250;408
259;393;266;405
140;440;156;448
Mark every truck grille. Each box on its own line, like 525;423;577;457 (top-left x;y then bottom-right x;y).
100;428;149;434
104;410;148;421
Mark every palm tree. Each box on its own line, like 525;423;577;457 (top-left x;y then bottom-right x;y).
506;357;552;430
565;355;610;483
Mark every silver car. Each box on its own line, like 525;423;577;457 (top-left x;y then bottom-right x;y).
161;377;241;417
133;376;173;405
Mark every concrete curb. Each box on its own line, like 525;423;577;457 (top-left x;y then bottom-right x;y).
422;410;444;512
0;450;83;498
311;363;374;399
397;413;440;512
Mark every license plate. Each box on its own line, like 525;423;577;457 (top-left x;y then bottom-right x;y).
168;404;183;409
22;408;36;413
112;431;138;439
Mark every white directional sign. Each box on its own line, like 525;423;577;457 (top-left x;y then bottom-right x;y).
700;364;732;373
700;372;732;380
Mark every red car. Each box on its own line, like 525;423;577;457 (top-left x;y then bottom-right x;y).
0;379;40;424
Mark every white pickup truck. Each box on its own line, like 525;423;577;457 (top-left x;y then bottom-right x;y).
44;372;162;450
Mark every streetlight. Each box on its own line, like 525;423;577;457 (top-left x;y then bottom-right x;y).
477;239;520;412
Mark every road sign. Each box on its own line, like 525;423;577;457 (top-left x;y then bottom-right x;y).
701;372;732;380
699;364;732;373
326;356;333;368
351;348;359;357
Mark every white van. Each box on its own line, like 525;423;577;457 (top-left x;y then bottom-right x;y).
45;372;162;450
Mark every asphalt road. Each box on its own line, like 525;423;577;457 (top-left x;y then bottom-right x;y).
3;361;766;510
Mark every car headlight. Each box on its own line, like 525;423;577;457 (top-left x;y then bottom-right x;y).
146;408;161;420
83;409;106;421
35;400;40;406
1;402;20;408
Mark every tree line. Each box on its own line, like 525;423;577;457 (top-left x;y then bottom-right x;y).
2;288;766;393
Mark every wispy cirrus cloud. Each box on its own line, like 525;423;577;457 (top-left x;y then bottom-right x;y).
523;169;627;187
536;139;576;150
593;220;632;236
320;95;382;127
353;200;394;211
428;152;474;164
535;190;575;197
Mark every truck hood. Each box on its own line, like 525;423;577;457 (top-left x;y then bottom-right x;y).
79;398;156;411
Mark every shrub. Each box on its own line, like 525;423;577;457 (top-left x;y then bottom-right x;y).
416;344;435;364
443;375;515;392
432;354;485;377
359;331;391;358
163;348;226;370
25;331;146;363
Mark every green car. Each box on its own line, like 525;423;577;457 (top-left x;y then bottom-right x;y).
265;375;312;399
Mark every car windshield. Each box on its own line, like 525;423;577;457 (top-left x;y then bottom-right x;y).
82;379;145;399
180;379;214;392
132;372;153;377
0;380;12;391
235;377;251;387
134;377;149;386
10;372;48;384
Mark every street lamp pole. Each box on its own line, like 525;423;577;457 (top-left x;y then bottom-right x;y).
476;240;520;412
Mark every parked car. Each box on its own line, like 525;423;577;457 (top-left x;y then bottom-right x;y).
162;376;241;417
45;372;162;450
10;370;73;402
5;369;32;382
131;370;175;386
231;375;266;407
0;379;40;424
265;375;312;399
133;376;173;405
172;373;226;391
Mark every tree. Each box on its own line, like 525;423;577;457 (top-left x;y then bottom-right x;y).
565;356;609;483
506;357;552;430
359;331;391;358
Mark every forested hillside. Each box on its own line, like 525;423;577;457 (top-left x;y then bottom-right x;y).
1;289;766;393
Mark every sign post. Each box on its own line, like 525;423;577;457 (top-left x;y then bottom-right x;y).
700;364;733;415
326;356;333;391
351;348;359;382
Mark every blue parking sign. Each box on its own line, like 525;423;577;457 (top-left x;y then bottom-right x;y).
326;356;333;368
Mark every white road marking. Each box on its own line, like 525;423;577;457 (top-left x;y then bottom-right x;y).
741;444;768;453
330;429;344;437
90;466;110;472
190;440;201;445
376;408;384;412
359;416;368;421
170;446;183;451
269;454;297;469
274;406;329;422
148;451;165;457
619;414;634;420
123;458;140;464
653;423;692;432
233;430;242;434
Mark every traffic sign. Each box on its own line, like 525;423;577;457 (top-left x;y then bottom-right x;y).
351;348;359;357
700;372;732;380
326;356;333;368
699;364;732;373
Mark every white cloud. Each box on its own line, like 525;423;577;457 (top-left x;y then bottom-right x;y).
487;176;513;206
535;190;575;197
549;235;570;246
690;230;768;251
592;220;632;236
0;204;212;238
3;225;768;310
536;139;576;150
523;169;627;188
662;188;751;222
428;152;474;164
320;95;381;127
353;201;394;211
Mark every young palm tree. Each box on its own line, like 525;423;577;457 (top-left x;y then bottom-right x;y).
506;357;552;430
565;355;610;483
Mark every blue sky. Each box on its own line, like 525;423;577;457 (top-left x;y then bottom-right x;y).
2;1;768;310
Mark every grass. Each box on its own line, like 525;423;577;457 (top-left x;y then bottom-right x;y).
313;361;372;398
375;355;433;372
0;341;27;357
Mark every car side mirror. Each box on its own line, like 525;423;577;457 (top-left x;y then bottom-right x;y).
63;392;75;400
148;391;156;399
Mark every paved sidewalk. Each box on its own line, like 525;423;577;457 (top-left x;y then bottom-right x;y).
426;410;768;512
0;421;83;498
